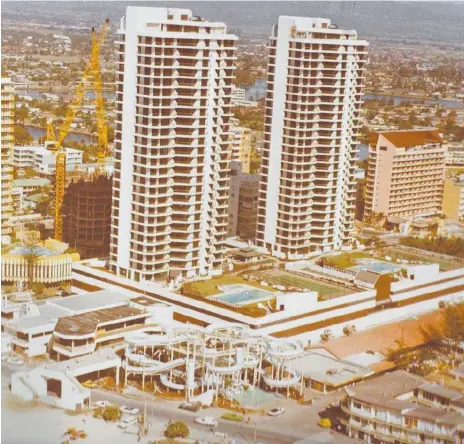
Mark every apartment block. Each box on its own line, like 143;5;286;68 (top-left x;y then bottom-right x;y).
230;125;252;173
365;130;446;219
341;371;464;443
227;160;259;241
1;77;14;237
442;176;464;221
110;7;237;282
231;85;258;107
256;17;368;259
13;144;83;174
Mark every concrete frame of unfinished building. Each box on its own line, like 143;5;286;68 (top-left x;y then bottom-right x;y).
123;323;305;402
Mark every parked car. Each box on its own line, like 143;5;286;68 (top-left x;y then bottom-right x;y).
195;416;218;427
179;401;202;412
318;418;331;428
120;405;139;415
95;400;111;408
267;408;285;417
6;355;24;366
117;415;138;429
82;380;97;389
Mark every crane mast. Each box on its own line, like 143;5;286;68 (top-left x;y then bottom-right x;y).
52;19;110;241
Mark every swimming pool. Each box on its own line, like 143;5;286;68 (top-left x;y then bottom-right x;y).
350;260;402;274
232;387;279;408
10;246;56;257
214;289;273;306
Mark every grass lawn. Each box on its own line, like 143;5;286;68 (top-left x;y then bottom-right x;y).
182;274;269;297
256;270;348;298
325;252;372;269
179;275;273;318
383;248;456;272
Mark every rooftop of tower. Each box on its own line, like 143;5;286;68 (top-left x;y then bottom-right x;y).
119;6;237;39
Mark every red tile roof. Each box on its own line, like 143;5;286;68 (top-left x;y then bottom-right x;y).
370;130;442;148
318;310;442;360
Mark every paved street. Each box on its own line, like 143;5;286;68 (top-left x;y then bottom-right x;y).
2;362;353;443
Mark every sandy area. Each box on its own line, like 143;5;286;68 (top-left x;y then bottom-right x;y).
1;393;165;444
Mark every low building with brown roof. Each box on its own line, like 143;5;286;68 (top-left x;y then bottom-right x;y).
52;305;151;361
341;370;464;443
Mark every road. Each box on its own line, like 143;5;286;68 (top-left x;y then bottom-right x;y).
91;389;304;443
2;362;351;443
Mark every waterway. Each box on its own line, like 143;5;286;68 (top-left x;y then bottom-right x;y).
26;126;93;144
16;90;114;101
364;93;464;108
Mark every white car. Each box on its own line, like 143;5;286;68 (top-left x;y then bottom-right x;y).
195;416;218;427
120;405;139;415
117;415;138;429
6;355;24;366
267;408;285;417
95;400;111;408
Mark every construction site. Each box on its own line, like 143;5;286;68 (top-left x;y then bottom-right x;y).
7;20;114;283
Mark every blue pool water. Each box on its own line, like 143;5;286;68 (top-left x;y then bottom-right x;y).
351;262;402;274
232;387;279;408
215;289;271;305
10;246;56;257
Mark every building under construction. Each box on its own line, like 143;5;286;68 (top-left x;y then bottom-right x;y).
227;161;260;242
62;175;112;259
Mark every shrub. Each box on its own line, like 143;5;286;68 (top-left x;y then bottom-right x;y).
221;412;243;422
94;405;122;422
165;420;190;439
32;282;45;295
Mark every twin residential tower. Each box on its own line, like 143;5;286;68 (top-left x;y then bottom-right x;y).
110;7;368;283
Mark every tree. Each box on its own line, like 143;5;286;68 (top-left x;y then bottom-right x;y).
93;405;122;422
442;303;464;354
385;330;414;369
36;187;53;216
420;301;464;360
14;125;33;145
165;421;189;439
22;242;43;290
15;104;29;122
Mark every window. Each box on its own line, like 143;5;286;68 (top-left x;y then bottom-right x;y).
405;417;418;428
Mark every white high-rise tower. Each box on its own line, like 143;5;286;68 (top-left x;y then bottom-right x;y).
110;7;237;282
256;17;368;259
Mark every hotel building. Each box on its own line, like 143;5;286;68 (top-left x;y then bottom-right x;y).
110;7;237;282
1;77;14;237
256;17;368;259
365;130;446;219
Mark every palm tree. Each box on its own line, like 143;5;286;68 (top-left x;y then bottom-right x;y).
21;242;43;290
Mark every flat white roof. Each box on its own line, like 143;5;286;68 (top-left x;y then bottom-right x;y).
48;290;133;314
287;351;373;386
16;315;56;332
46;348;121;376
344;352;385;367
38;304;69;320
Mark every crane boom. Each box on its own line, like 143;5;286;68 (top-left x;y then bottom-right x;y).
53;20;109;241
91;19;110;166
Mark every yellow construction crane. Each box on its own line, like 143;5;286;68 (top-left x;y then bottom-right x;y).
46;120;55;142
50;19;110;241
